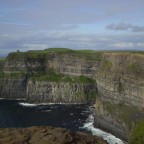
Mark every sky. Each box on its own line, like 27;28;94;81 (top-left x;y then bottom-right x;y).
0;0;144;57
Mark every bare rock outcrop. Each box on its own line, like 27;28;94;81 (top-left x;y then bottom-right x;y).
0;126;108;144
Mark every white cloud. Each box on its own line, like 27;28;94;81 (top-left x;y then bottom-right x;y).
110;42;144;49
110;42;134;48
0;30;144;57
23;44;49;50
106;23;144;32
137;43;144;47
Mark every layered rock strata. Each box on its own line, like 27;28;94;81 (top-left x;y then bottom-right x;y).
1;49;99;103
27;81;97;103
0;78;26;99
95;52;144;141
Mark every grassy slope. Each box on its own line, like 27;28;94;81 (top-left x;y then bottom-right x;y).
30;71;96;83
129;121;144;144
0;71;26;79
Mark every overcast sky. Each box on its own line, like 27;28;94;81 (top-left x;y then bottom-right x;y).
0;0;144;57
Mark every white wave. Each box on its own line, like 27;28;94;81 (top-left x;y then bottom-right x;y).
81;114;126;144
19;102;38;107
15;98;26;100
0;98;5;100
44;110;51;112
18;102;59;107
18;102;85;107
70;113;74;116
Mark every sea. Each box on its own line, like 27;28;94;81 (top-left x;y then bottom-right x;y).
0;99;126;144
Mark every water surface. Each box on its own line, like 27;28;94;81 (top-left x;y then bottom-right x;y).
0;99;125;144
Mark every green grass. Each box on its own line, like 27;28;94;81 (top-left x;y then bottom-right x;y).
0;59;5;71
0;58;6;61
7;48;72;61
129;121;144;144
30;71;63;82
6;48;144;63
103;50;144;55
45;48;73;53
0;71;26;79
6;48;103;62
30;71;96;83
7;52;26;61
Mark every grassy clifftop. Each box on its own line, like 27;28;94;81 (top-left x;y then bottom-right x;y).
6;48;144;60
7;48;103;62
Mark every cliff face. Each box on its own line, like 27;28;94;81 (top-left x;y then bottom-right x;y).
4;51;101;78
1;49;144;142
96;53;144;109
0;78;26;99
95;52;144;141
1;49;99;103
46;53;100;78
27;81;97;103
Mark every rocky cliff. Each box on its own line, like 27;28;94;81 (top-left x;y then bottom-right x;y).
1;48;99;103
0;48;144;142
27;80;96;103
95;52;144;141
0;78;26;99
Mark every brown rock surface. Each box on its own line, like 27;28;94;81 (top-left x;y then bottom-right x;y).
0;126;108;144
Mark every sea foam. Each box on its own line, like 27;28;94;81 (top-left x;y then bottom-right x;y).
81;114;127;144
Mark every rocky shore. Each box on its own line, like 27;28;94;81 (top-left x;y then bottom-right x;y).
0;126;108;144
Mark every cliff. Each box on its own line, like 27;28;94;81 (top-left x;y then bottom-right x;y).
27;81;96;103
4;48;101;78
1;48;99;103
95;52;144;141
0;78;26;99
0;48;144;143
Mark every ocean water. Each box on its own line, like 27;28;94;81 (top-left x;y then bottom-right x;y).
0;99;126;144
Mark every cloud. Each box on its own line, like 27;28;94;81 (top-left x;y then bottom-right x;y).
1;0;144;33
106;23;144;32
110;42;134;48
0;0;144;57
0;30;144;57
23;44;49;50
109;41;144;49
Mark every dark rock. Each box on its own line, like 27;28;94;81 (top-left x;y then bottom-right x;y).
0;126;108;144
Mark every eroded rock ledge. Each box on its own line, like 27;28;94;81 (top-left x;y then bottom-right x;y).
0;126;108;144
